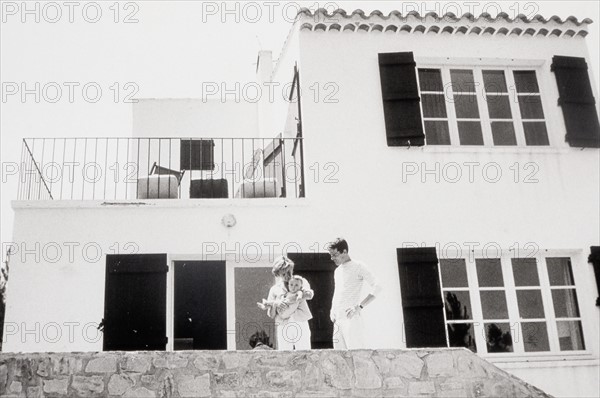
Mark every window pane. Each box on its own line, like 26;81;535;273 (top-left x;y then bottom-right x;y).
516;290;545;318
457;122;484;145
514;71;540;93
450;69;476;92
454;94;480;118
487;95;512;119
444;291;472;320
422;94;447;118
418;68;444;92
424;121;451;145
476;259;504;287
480;291;509;319
447;324;477;352
485;323;514;353
557;321;585;351
547;258;575;286
552;289;581;318
518;95;545;119
491;122;517;145
522;322;550;352
483;70;508;93
512;258;540;286
440;259;468;287
523;122;549;146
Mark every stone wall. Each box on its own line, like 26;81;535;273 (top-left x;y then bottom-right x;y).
0;348;550;397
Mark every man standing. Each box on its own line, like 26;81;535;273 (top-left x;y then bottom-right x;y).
328;238;381;349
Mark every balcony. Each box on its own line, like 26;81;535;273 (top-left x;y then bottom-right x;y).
17;137;305;201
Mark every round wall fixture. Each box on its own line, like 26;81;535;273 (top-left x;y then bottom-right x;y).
222;214;236;227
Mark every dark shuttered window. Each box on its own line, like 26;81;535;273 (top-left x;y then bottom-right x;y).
397;247;446;347
551;56;600;148
378;52;425;147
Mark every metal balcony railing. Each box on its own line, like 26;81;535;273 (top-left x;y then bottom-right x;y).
17;137;305;200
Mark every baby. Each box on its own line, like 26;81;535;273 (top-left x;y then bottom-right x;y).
257;275;304;319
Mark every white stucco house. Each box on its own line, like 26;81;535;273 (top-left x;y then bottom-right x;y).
3;8;600;397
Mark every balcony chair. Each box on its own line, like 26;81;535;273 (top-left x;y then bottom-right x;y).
137;162;185;199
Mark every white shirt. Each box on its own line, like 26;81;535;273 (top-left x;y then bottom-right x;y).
331;260;381;320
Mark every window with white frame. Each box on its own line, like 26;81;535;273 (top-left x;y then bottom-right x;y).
439;255;585;355
418;67;549;146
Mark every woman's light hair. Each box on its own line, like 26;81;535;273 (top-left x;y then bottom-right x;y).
271;256;294;276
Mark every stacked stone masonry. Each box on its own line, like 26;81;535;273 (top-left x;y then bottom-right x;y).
0;348;550;397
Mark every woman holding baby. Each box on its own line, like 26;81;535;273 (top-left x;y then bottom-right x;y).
257;256;313;350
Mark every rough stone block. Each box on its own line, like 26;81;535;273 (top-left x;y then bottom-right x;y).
408;381;436;396
321;354;353;390
389;353;424;379
265;370;301;389
426;353;456;377
214;372;240;388
193;354;220;371
122;356;152;373
153;356;189;369
437;389;468;397
159;373;175;398
303;363;323;390
289;353;310;367
440;381;463;391
108;373;135;395
247;391;293;398
0;364;7;394
9;381;23;394
27;386;43;398
36;358;51;377
86;356;117;373
222;352;250;369
124;386;156;397
242;371;263;388
43;377;69;395
384;376;406;389
16;358;35;379
141;375;155;384
455;352;486;378
353;354;382;389
72;375;105;396
296;393;338;398
53;356;83;375
255;353;289;367
216;391;246;398
177;374;211;397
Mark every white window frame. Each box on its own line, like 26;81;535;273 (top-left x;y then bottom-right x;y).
416;58;554;148
437;249;591;360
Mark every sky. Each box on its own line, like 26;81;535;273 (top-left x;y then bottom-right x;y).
1;0;599;249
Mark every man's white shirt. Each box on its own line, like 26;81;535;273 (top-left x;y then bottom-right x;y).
331;260;381;321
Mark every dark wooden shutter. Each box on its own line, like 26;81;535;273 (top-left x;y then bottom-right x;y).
397;247;446;347
378;52;425;147
103;254;168;351
551;56;600;148
180;139;215;170
588;246;600;306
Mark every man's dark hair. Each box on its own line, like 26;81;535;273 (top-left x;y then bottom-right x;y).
249;330;272;348
328;237;349;253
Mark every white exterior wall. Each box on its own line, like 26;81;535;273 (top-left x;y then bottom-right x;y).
295;27;600;398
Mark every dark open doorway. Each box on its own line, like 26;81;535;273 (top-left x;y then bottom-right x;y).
173;261;227;350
